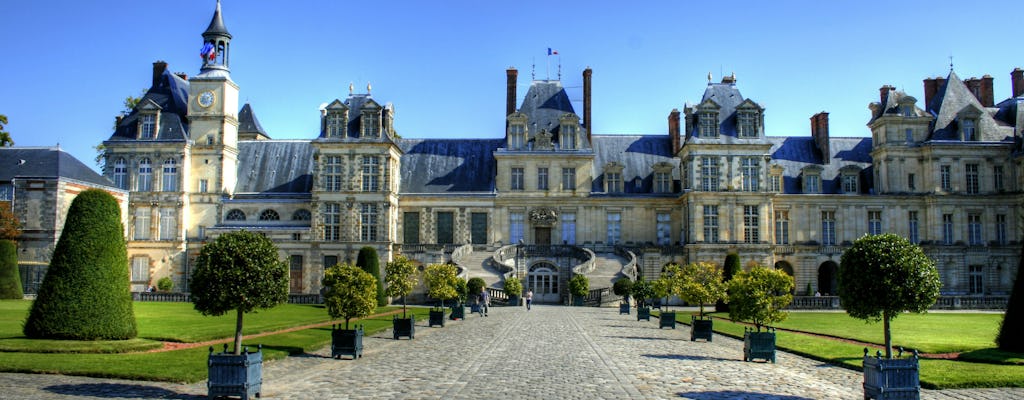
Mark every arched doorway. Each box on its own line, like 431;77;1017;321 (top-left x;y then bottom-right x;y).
527;262;560;303
818;261;839;296
774;261;795;294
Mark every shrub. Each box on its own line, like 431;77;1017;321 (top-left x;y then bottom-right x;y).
0;202;20;240
631;277;654;307
569;274;589;298
322;263;378;330
156;276;174;292
0;240;22;299
467;277;486;300
998;241;1024;352
805;281;814;296
454;276;468;304
190;230;289;354
612;278;633;300
384;256;418;318
676;262;727;316
503;276;522;298
652;274;671;309
717;252;741;312
23;189;136;340
424;263;458;307
839;234;941;358
356;246;386;308
728;265;794;331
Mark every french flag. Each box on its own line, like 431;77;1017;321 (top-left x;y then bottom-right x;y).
547;48;558;56
200;43;216;61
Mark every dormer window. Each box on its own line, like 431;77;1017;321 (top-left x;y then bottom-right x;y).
361;110;380;138
902;105;914;117
139;114;156;139
737;111;758;137
839;166;861;194
327;111;347;138
961;118;977;141
604;162;624;193
698;111;719;137
559;114;580;150
507;113;528;150
801;166;822;194
769;165;784;193
653;162;674;193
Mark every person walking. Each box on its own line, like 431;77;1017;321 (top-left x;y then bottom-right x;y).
525;289;533;310
480;287;490;317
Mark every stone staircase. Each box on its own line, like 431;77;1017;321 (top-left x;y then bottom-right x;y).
456;250;505;288
588;253;628;289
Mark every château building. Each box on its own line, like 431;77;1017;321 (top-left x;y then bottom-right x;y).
89;3;1024;299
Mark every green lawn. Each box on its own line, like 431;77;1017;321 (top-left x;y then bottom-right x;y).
767;312;1002;353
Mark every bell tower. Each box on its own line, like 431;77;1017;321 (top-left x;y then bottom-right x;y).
200;0;231;73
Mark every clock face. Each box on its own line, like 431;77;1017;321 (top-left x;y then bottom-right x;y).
198;91;215;108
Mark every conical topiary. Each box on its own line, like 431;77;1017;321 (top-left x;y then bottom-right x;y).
356;246;385;306
716;252;741;312
23;189;136;339
997;241;1024;352
0;240;22;299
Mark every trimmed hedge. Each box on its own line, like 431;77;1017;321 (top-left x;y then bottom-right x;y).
23;189;136;340
356;246;386;306
997;241;1024;352
0;240;22;299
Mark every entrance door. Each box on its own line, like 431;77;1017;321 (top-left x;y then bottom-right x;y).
527;263;560;303
289;255;303;293
535;227;551;245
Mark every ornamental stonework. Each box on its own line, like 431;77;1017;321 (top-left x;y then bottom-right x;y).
529;207;558;225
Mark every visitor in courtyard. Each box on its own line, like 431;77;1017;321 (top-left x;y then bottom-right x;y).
526;290;533;310
480;287;489;317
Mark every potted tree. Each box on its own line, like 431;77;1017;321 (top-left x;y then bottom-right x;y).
613;278;633;314
424;263;457;327
190;230;289;400
504;276;523;307
653;271;675;329
385;256;418;339
632;277;654;321
839;234;940;399
322;262;377;359
451;276;468;320
677;261;727;341
728;265;794;363
569;274;589;306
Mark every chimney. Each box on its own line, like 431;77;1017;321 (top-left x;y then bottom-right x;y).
964;78;982;104
1012;68;1024;98
981;75;994;107
923;78;938;110
152;60;168;88
115;115;123;127
810;112;830;164
506;67;518;118
879;85;894;105
583;67;592;143
668;109;681;155
174;72;188;81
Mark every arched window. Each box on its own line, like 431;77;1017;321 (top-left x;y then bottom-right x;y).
113;158;128;189
292;209;312;221
137;158;153;191
259;209;280;221
162;158;178;192
226;209;246;221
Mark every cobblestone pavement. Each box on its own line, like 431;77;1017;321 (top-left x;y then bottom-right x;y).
2;305;1022;399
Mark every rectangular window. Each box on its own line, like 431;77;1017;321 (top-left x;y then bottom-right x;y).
113;161;128;190
994;166;1005;191
774;210;789;245
509;124;525;150
606;172;622;193
941;165;951;191
197;225;206;240
738;112;757;137
562;168;576;191
362;156;380;192
963;119;976;141
908;211;919;244
656;212;671;245
436;212;454;244
655;172;671;193
606;212;621;245
741;158;759;192
868;211;882;235
362;112;380;137
743;205;759;243
968;265;984;294
471;212;487;245
965;164;979;194
996;214;1007;245
701;157;719;191
770;174;781;192
134;208;150;240
537;167;549;190
942;213;954;245
510;167;524;191
703;205;719;243
699;112;718;137
907;174;915;191
199;179;208;193
403;212;420;244
805;174;820;194
137;159;152;191
510;212;524;244
968;213;983;245
361;203;378;242
821;211;836;246
162;159;178;192
327;112;345;137
131;256;150;286
906;128;914;143
323;255;338;269
842;174;858;193
561;212;576;245
323;203;341;241
140;114;155;139
324;156;343;192
159;208;176;240
562;125;577;149
289;255;304;293
0;184;12;201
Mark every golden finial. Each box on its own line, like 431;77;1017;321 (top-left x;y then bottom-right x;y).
367;82;372;94
348;82;354;95
707;72;712;82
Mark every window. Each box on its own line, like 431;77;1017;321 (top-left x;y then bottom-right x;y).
700;157;719;191
940;165;951;191
654;172;671;193
131;257;150;286
159;208;176;240
293;209;311;221
868;211;882;235
905;128;914;143
324;156;343;192
962;119;976;141
968;265;984;294
968;213;983;245
997;214;1008;245
562;168;576;191
199;179;208;193
703;205;719;243
842;174;858;194
134;208;150;240
0;184;11;201
902;106;914;117
994;166;1004;191
289;255;303;293
225;209;246;221
113;158;128;189
561;212;576;245
805;174;820;194
606;212;621;245
537;168;549;190
657;213;671;245
908;211;919;244
471;212;487;245
436;212;455;244
197;225;206;240
403;212;420;244
699;111;718;137
561;125;577;149
323;255;339;269
942;213;954;245
510;212;524;244
774;210;789;245
140;114;156;139
606;172;622;193
737;112;757;137
770;174;781;192
743;205;759;243
137;158;152;191
259;209;280;221
965;164;979;194
907;174;915;191
361;203;378;241
821;211;836;246
362;156;379;192
509;123;526;150
323;203;341;241
362;111;380;137
162;159;178;192
327;111;346;137
741;158;759;192
510;168;524;191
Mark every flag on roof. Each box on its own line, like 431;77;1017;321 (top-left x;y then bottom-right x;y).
547;48;558;56
200;43;216;61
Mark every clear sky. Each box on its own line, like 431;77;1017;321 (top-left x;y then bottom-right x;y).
1;0;1021;172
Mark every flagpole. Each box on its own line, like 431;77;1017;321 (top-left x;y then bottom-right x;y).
546;52;550;81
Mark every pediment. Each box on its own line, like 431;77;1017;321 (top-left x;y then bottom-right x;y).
736;99;763;111
326;99;348;110
138;99;162;111
696;98;721;110
361;98;382;110
956;104;984;119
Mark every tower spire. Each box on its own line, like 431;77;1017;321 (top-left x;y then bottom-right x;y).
200;0;232;73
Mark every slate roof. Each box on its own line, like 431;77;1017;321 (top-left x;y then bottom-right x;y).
767;136;873;194
238;103;269;139
591;135;678;194
869;89;928;124
927;71;1013;142
107;70;190;142
234;141;315;193
316;94;397;144
397;138;504;193
0;147;114;187
203;0;231;38
518;80;576;138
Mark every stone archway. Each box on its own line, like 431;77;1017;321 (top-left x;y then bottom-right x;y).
818;261;839;296
775;261;795;294
527;262;560;303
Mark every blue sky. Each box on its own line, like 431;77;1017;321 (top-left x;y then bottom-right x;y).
1;0;1021;172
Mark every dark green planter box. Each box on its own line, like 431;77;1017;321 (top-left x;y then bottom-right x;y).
428;307;446;327
659;311;676;329
393;316;415;340
507;295;520;306
573;296;585;306
450;303;465;320
690;315;714;342
331;324;364;359
207;345;262;400
637;306;651;321
743;328;776;363
619;303;630;315
470;303;482;314
650;298;662;310
863;349;920;400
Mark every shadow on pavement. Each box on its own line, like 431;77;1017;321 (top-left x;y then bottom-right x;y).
676;390;814;399
605;335;677;341
45;383;205;399
643;353;736;362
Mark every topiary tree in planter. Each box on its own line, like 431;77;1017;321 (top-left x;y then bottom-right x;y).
613;278;633;314
728;265;794;363
451;276;468;319
356;246;386;309
716;252;741;312
569;274;589;306
655;265;679;328
323;262;377;359
504;276;523;307
0;202;22;300
632;277;654;321
997;240;1024;352
156;276;174;292
425;263;458;326
677;261;727;341
385;256;418;339
24;189;136;339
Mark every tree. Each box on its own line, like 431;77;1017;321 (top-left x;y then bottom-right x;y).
424;263;458;308
322;262;378;330
156;276;174;292
1;203;24;299
454;276;468;304
467;277;486;300
612;278;633;301
569;274;589;302
651;274;671;310
0;114;12;147
728;265;794;332
23;189;136;339
355;247;385;307
717;252;742;312
839;233;941;358
998;241;1024;352
384;256;418;318
632;277;654;307
190;230;289;355
676;262;728;317
96;91;146;169
0;202;19;241
503;276;522;299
